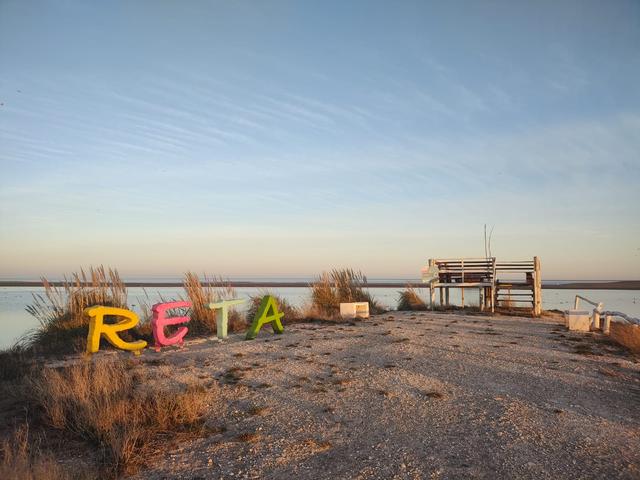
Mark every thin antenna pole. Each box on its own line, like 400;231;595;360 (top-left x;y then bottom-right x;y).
488;225;494;258
484;224;488;259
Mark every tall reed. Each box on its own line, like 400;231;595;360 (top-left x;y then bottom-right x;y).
397;285;428;311
310;268;383;317
182;272;243;334
22;266;128;353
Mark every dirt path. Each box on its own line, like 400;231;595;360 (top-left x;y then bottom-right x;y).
130;311;640;480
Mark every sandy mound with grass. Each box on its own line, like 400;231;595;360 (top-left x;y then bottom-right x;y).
119;311;640;480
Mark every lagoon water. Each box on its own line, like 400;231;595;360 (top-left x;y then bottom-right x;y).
0;286;638;349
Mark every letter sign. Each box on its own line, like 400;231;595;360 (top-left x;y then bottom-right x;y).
151;301;191;351
245;295;284;340
207;299;245;339
85;306;147;355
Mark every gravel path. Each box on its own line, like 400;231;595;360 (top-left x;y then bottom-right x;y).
131;311;640;480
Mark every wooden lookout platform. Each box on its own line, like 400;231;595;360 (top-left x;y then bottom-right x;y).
422;256;542;316
495;258;542;316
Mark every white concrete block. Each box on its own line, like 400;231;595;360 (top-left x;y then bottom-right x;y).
565;310;591;332
340;302;370;319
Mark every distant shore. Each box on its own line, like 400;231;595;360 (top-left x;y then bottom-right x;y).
1;280;639;290
542;280;640;290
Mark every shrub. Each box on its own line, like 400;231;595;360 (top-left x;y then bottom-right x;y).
182;272;244;334
29;358;211;476
397;285;428;311
310;269;383;317
22;267;129;354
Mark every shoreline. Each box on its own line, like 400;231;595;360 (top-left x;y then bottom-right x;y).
0;280;639;290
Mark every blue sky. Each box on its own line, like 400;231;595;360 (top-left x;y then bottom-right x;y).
1;0;639;279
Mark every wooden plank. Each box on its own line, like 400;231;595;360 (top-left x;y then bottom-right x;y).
496;266;535;269
496;292;535;297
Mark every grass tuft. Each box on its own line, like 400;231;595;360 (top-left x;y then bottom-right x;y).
310;269;383;317
22;266;128;354
245;293;300;325
29;358;211;476
182;272;244;335
397;285;427;311
0;423;88;480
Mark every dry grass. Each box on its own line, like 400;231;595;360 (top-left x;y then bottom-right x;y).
498;296;514;309
0;424;87;480
397;285;427;311
310;269;383;317
29;358;211;476
235;432;261;443
22;267;129;354
131;288;168;340
182;272;244;334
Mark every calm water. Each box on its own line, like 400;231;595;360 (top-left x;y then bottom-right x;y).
1;286;638;349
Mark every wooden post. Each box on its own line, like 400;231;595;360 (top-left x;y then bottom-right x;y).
439;287;444;306
490;286;495;313
445;288;450;307
533;256;542;316
461;259;465;308
479;289;484;311
430;285;436;310
428;259;435;310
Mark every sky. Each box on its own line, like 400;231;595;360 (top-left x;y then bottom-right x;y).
0;0;639;280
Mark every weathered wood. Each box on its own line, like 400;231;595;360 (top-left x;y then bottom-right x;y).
423;256;542;315
495;292;534;296
426;257;496;311
428;259;435;310
534;256;542;316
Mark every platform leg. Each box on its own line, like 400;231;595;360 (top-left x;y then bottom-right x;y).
430;285;435;310
491;287;495;313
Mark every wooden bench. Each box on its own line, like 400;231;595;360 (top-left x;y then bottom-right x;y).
422;258;496;312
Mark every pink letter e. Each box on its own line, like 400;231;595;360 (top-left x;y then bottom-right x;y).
151;301;191;352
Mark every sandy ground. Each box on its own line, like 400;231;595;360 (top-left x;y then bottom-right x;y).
127;311;640;480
